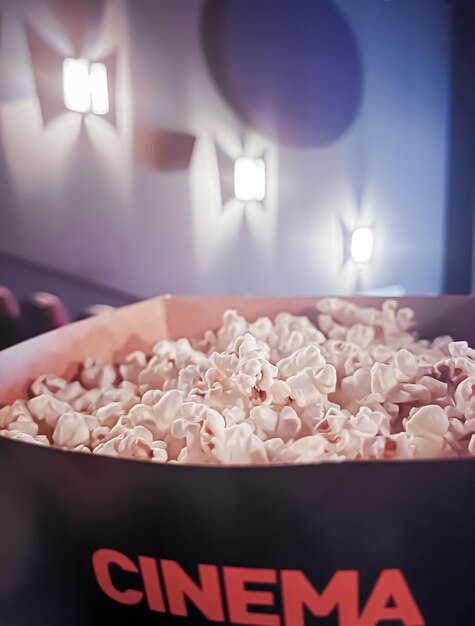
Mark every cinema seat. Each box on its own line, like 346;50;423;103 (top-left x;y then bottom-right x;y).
0;286;21;350
21;291;69;340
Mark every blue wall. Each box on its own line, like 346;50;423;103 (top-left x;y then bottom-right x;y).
0;0;451;298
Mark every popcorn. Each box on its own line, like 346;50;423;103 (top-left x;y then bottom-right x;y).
404;405;449;440
29;375;68;396
1;404;46;443
280;435;329;463
28;395;72;428
53;412;90;447
210;423;268;465
250;405;300;442
454;377;475;418
1;400;32;429
1;430;49;446
2;298;475;464
80;360;117;390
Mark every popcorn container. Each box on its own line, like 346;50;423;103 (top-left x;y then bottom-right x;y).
1;295;475;626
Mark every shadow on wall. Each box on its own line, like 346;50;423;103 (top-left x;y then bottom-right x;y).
201;0;363;147
50;0;106;57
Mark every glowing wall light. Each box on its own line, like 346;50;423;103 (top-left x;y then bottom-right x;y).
234;157;266;202
89;63;109;115
351;226;373;263
63;58;109;115
63;58;91;113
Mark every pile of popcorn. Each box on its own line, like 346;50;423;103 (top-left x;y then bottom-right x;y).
1;298;475;464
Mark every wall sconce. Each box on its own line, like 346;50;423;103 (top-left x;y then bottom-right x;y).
234;157;266;202
351;226;373;263
63;58;109;115
89;63;109;115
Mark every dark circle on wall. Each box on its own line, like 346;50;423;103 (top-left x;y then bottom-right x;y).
201;0;363;148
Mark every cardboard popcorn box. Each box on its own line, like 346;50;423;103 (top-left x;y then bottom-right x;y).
1;295;475;626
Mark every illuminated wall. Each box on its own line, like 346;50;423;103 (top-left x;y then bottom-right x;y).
0;0;450;297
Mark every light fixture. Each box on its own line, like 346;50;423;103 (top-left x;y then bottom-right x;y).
63;58;109;115
351;227;373;263
63;58;91;113
234;157;266;202
89;63;109;115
